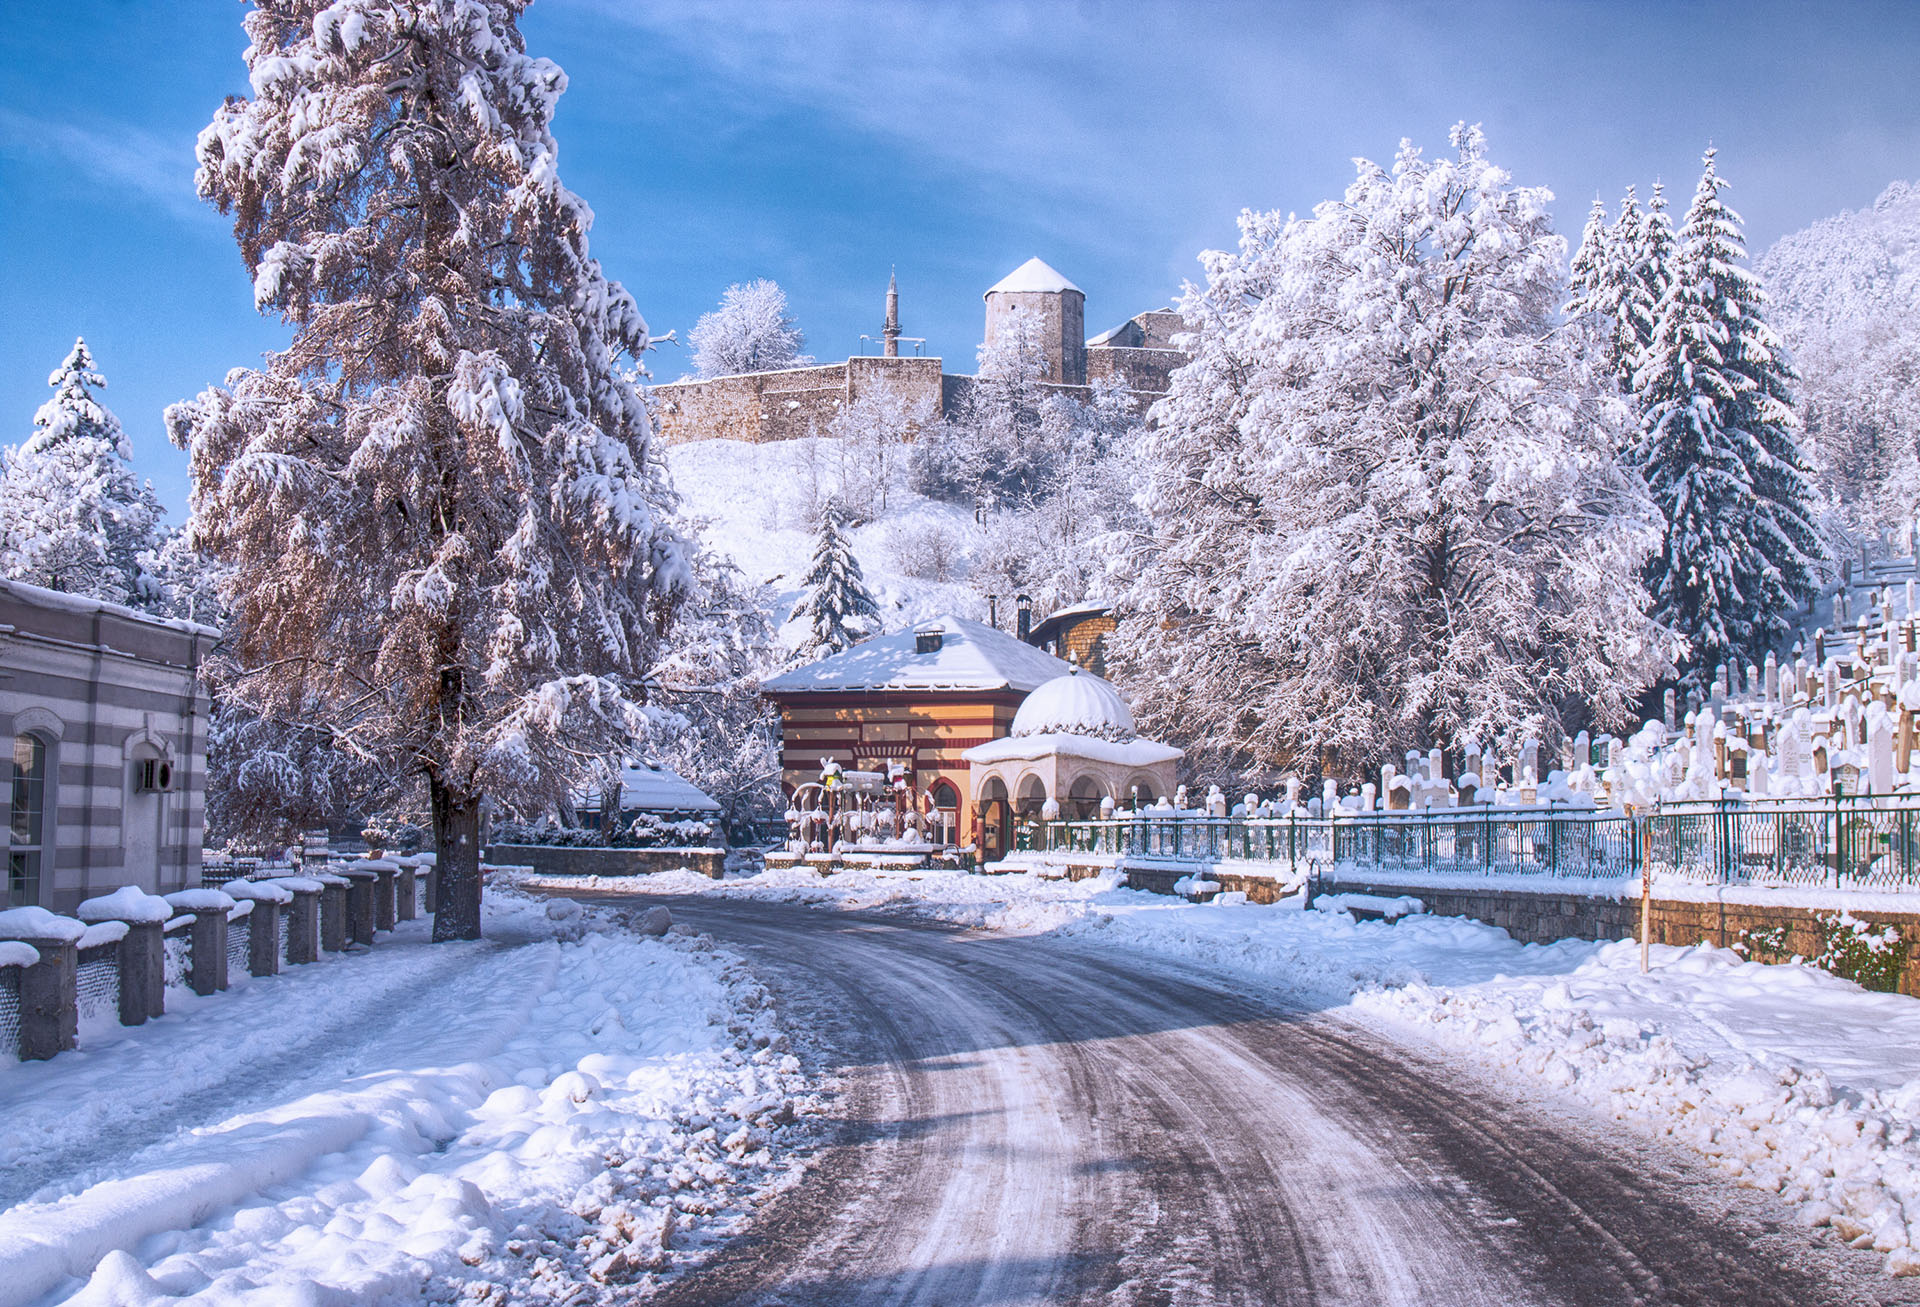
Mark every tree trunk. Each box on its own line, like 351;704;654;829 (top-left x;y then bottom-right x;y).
431;775;484;942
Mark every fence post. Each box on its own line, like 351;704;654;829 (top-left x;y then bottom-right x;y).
188;911;229;995
9;933;78;1060
117;921;166;1023
286;884;322;963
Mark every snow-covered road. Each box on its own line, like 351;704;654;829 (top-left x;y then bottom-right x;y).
584;893;1896;1307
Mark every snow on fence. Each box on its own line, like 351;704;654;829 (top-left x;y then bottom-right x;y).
0;858;440;1063
1024;795;1920;893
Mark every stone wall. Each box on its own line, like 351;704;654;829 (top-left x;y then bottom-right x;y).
652;356;945;446
1313;873;1920;997
488;844;724;880
1085;345;1184;396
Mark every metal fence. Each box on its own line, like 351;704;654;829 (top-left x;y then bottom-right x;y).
76;942;121;1025
1017;796;1920;891
0;968;18;1057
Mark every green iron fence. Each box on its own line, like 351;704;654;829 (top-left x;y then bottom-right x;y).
1014;795;1920;891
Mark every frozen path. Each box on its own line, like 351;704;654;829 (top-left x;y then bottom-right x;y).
583;894;1890;1307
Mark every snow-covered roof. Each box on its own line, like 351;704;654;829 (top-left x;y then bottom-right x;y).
574;762;721;814
1011;668;1137;739
0;576;218;638
763;615;1072;695
963;732;1183;768
984;257;1083;298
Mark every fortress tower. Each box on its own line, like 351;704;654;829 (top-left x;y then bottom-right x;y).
983;257;1086;386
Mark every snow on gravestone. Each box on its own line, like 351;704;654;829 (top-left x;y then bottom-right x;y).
1871;710;1896;793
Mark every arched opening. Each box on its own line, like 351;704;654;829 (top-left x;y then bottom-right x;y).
1067;774;1105;821
125;740;170;891
8;732;51;907
1014;773;1048;819
977;775;1011;864
929;779;960;847
1126;777;1157;810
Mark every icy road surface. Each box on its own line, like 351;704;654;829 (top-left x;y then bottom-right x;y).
579;893;1908;1307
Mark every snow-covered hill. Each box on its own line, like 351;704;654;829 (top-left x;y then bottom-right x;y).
1761;179;1920;334
666;436;989;653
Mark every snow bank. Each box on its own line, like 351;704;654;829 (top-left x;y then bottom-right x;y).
0;943;40;970
74;888;171;925
0;883;816;1304
573;863;1920;1278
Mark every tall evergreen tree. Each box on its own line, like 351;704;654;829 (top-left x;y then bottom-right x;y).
0;338;164;606
1623;184;1674;378
173;0;690;940
1634;150;1824;689
790;505;880;661
1565;196;1611;320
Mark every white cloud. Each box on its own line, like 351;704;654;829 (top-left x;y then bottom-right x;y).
0;108;208;224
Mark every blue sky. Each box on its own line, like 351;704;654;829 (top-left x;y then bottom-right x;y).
3;0;1916;518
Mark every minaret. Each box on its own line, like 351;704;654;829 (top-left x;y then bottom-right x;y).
883;268;900;359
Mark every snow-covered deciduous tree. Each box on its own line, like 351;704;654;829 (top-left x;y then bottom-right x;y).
910;314;1074;511
648;551;782;837
823;380;935;523
687;279;811;379
968;378;1144;617
1112;125;1672;785
790;504;881;661
0;338;165;607
1633;150;1825;689
173;0;690;940
1761;179;1920;531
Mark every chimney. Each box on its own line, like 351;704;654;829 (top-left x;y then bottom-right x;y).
988;595;999;629
1017;594;1033;643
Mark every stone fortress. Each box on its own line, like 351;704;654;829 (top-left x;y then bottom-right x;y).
650;258;1187;445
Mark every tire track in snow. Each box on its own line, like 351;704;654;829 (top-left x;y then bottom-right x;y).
606;895;1876;1307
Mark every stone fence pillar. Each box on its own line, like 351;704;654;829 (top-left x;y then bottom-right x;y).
285;883;322;964
3;925;79;1060
225;881;293;978
396;863;418;923
166;890;237;996
76;887;173;1025
341;868;377;946
319;875;350;952
365;860;399;932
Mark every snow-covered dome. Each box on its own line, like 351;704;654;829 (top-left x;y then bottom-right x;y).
1010;668;1137;741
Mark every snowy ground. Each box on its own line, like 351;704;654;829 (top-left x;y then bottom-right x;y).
667;436;983;646
528;863;1920;1278
0;883;818;1306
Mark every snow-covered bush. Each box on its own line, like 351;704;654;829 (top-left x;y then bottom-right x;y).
888;519;965;582
1815;913;1908;993
688;279;811;379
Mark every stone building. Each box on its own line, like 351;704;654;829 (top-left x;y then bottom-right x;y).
1;579;214;912
651;259;1188;446
964;668;1182;849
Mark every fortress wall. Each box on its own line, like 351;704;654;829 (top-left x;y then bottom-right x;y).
1086;346;1186;396
654;357;946;446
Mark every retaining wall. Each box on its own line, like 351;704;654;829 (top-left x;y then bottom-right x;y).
1313;873;1920;996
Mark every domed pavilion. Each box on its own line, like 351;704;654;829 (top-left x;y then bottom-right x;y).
962;668;1182;852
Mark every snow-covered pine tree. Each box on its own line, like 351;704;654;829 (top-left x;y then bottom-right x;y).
1566;196;1612;319
1112;125;1671;784
790;505;880;661
1634;149;1824;689
172;0;691;940
1620;185;1674;388
688;279;811;378
0;338;165;606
